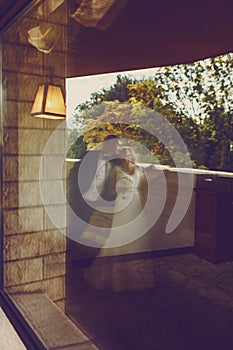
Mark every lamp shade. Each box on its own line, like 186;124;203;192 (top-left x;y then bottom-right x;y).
31;83;66;119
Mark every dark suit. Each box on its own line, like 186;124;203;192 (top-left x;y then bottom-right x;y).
66;150;117;262
67;150;102;226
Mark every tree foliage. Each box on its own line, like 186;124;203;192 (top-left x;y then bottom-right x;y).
68;53;233;171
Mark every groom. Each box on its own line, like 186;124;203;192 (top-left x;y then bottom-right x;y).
67;134;121;259
81;134;122;206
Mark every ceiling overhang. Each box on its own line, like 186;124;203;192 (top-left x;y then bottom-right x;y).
1;0;233;76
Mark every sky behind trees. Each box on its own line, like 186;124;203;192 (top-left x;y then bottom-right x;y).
66;53;233;171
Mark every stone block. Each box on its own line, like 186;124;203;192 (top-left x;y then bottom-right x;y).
4;258;65;301
7;276;65;303
47;1;68;25
43;205;66;231
18;102;44;129
18;155;41;181
40;180;66;206
18;181;42;207
2;72;46;104
4;230;66;261
2;71;19;101
2;101;18;127
40;155;66;182
43;253;66;279
40;229;66;256
37;130;52;154
19;74;46;101
22;46;43;73
39;128;66;155
4;232;42;261
43;51;66;77
2;17;37;45
2;128;18;155
4;257;43;286
4;207;44;235
2;156;18;182
19;207;44;233
18;129;41;154
2;43;42;74
2;182;18;209
1;24;19;45
45;276;65;301
43;118;66;130
6;280;44;295
19;16;42;40
3;209;18;235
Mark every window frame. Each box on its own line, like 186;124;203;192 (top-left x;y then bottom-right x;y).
0;2;46;349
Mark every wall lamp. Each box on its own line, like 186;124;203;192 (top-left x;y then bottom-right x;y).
31;83;66;119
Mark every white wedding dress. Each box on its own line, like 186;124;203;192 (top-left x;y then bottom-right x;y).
104;165;147;248
83;165;154;292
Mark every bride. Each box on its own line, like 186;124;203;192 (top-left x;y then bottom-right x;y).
83;147;155;292
105;146;148;247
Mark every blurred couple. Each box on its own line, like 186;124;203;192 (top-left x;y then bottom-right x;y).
80;135;148;247
67;134;159;292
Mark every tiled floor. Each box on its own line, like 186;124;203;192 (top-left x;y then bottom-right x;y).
66;253;233;350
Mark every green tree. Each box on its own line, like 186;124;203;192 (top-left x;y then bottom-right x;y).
153;53;233;170
69;53;233;170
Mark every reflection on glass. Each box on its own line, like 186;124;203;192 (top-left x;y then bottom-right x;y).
65;56;233;349
1;0;233;348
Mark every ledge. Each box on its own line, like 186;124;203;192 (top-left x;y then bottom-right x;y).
11;293;99;350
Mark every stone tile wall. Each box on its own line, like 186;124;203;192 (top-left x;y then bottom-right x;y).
2;1;68;311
